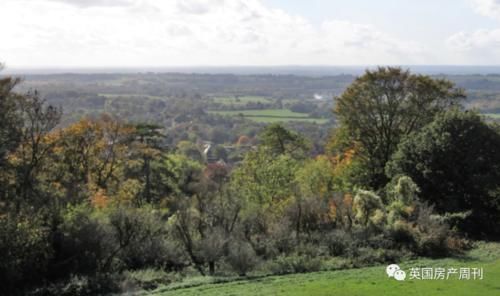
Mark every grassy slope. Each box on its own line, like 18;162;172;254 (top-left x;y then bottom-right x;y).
152;243;500;296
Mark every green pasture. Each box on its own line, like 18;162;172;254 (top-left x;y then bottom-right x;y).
209;109;329;124
152;242;500;296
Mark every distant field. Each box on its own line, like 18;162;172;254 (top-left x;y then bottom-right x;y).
483;113;500;119
247;117;329;123
212;109;309;117
152;242;500;296
209;109;329;124
213;96;272;105
99;93;165;100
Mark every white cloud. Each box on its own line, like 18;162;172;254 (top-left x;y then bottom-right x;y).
176;0;222;15
46;0;134;8
0;0;429;67
442;0;500;63
447;29;500;51
470;0;500;20
446;29;500;63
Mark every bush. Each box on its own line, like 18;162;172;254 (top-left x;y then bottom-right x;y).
120;234;172;270
198;228;227;275
387;220;416;248
29;274;122;296
54;205;174;278
413;225;454;258
122;269;181;291
386;201;464;258
53;205;113;277
385;175;419;204
0;212;52;294
114;207;171;270
352;247;409;267
269;254;322;275
324;230;351;256
226;241;258;276
413;203;454;257
324;228;396;259
251;218;293;258
353;190;385;227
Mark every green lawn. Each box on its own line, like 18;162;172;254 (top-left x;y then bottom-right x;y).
151;243;500;296
208;109;329;124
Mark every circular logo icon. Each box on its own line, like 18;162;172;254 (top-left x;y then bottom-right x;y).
386;264;406;281
394;269;406;281
386;264;400;277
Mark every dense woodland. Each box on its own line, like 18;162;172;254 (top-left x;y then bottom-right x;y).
1;66;500;295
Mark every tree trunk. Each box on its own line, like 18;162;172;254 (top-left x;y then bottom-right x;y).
209;261;215;275
296;200;302;244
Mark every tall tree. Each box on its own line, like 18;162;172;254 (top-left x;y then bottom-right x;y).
0;69;22;168
0;68;61;207
14;92;61;202
260;123;309;158
0;70;22;204
334;67;464;188
386;110;500;239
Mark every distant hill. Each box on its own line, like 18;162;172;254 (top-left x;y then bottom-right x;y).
6;65;500;76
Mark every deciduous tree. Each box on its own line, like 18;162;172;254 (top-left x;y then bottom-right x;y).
334;67;464;188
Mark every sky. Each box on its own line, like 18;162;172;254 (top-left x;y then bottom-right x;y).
2;0;500;68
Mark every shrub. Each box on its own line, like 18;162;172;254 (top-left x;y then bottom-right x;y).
29;274;122;296
353;190;385;227
198;228;227;275
269;254;322;275
115;208;170;270
122;268;180;291
260;218;294;257
386;175;419;204
120;234;171;270
108;206;172;271
53;204;113;277
413;203;454;257
352;247;408;267
386;201;464;258
387;220;416;248
54;205;172;277
226;240;258;276
0;212;52;294
295;242;322;257
324;230;351;256
386;200;412;225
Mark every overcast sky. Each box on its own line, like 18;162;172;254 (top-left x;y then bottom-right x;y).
2;0;500;67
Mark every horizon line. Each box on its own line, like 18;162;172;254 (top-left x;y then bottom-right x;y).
5;64;500;76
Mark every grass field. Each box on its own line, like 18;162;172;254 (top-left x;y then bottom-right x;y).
209;109;329;124
99;93;165;100
483;113;500;119
213;96;272;105
151;242;500;296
